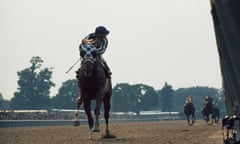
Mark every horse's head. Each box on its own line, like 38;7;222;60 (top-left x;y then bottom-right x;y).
81;58;95;77
79;43;98;77
80;43;97;59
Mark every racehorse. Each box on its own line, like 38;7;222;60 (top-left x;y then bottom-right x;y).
75;43;114;139
201;101;214;124
184;102;196;125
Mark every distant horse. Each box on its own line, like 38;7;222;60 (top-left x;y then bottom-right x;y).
75;43;114;139
201;101;214;124
184;102;196;125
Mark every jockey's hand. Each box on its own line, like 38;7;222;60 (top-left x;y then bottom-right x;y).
82;38;95;45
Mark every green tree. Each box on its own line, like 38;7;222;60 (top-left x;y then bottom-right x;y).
111;83;159;112
0;93;3;101
11;56;55;109
111;83;131;112
0;93;10;109
132;84;159;112
159;82;174;112
51;79;79;109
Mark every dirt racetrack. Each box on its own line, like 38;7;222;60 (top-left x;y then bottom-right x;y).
0;120;223;144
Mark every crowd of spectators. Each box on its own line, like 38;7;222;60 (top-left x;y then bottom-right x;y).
0;110;87;120
0;110;181;121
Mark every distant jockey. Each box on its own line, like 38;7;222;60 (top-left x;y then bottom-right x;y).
186;95;193;104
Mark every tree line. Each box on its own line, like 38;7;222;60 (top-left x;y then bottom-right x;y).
0;56;226;115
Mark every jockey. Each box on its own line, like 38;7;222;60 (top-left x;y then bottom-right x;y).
79;26;112;78
205;96;213;104
186;96;193;104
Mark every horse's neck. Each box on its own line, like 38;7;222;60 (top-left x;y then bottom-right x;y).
188;102;194;108
95;60;105;72
187;102;192;105
206;101;212;106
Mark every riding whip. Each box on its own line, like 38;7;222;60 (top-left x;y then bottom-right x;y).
66;58;81;74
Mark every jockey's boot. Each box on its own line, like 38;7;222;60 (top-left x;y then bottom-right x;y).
75;69;80;79
103;62;112;78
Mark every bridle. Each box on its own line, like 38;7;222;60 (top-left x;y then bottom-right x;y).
81;58;95;77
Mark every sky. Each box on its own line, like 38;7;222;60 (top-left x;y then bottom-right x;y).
0;0;222;100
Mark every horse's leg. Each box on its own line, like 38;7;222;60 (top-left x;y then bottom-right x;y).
84;100;93;139
211;113;214;124
187;115;190;125
103;95;111;136
190;114;193;125
93;92;104;132
192;113;196;124
206;114;210;123
191;114;194;124
212;113;215;123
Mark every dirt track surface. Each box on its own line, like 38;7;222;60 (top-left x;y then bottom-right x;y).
0;120;223;144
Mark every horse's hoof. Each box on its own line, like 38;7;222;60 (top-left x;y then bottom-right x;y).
73;120;80;127
102;134;116;139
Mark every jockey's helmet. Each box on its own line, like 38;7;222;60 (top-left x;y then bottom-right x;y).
205;96;209;100
95;26;109;36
